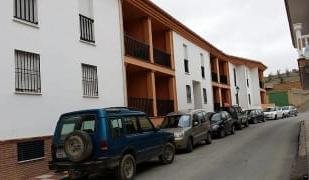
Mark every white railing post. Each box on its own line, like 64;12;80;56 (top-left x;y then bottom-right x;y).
294;23;304;57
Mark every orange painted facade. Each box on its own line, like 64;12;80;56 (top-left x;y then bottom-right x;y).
122;0;267;115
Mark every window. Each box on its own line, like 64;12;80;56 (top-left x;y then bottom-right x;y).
109;118;124;138
203;88;207;104
17;140;44;162
82;64;98;97
248;94;251;105
233;68;237;86
138;116;154;132
201;66;205;78
15;50;41;93
124;116;139;134
186;85;192;103
79;0;95;43
14;0;38;24
247;78;250;87
183;44;189;73
184;59;189;73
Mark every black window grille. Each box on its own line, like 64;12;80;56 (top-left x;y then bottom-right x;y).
203;88;207;104
184;59;189;73
79;14;95;43
201;66;205;78
15;50;41;93
17;140;44;162
186;85;192;103
82;64;98;97
247;78;250;87
248;94;251;105
14;0;38;24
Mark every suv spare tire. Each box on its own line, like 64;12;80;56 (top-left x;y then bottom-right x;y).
64;131;93;163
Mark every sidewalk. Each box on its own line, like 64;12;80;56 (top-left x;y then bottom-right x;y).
291;120;309;180
28;172;67;180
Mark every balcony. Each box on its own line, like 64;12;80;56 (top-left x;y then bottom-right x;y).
212;72;218;82
153;48;171;68
259;81;264;89
128;97;153;116
220;75;228;85
157;99;174;116
124;35;150;62
79;14;95;43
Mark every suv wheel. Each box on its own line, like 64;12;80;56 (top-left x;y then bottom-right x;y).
219;129;226;138
186;138;193;153
231;125;235;135
244;120;249;127
116;154;136;180
253;118;258;124
159;143;175;164
205;132;212;144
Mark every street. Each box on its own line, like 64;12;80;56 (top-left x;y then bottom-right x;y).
88;113;303;180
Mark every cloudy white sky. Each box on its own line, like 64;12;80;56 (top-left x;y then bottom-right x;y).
151;0;299;75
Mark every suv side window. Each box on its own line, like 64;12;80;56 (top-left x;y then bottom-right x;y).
124;116;140;135
138;116;154;132
198;112;205;123
109;118;124;139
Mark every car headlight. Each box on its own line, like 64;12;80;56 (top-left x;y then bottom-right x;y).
174;132;184;139
212;124;219;130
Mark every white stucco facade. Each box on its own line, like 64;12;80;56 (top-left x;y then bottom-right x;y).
0;0;125;140
173;32;214;112
229;63;262;110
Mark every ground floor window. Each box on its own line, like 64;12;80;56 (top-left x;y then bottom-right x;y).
17;140;44;162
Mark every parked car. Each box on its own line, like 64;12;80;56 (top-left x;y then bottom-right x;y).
210;111;235;138
161;109;212;153
282;106;298;117
219;106;248;129
49;107;175;180
263;107;284;120
245;109;265;124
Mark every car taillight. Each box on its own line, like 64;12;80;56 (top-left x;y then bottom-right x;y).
100;140;109;151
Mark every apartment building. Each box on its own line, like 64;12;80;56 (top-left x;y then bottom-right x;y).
285;0;309;90
0;0;126;179
228;58;267;110
0;0;266;179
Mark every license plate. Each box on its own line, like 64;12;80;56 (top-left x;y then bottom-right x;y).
56;149;67;159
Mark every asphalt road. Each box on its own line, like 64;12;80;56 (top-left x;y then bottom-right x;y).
91;114;304;180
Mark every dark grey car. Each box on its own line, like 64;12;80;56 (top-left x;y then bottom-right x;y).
161;109;212;153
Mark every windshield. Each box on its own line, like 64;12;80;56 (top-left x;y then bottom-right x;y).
265;108;276;112
58;114;96;141
211;113;221;122
161;115;191;128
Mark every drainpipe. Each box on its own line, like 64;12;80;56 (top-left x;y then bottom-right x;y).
117;0;128;106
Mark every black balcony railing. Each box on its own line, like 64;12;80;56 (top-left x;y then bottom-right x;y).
214;103;221;112
124;35;150;61
128;97;153;117
220;75;228;85
79;14;95;43
157;99;174;116
212;72;218;82
259;81;264;89
153;48;171;68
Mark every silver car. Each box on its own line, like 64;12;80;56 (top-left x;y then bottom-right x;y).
161;109;212;153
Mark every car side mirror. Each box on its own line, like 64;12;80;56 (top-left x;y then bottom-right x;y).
193;121;199;127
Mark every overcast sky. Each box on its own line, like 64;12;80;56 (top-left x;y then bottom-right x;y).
150;0;298;75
